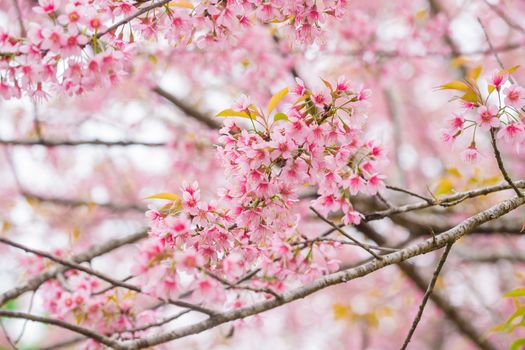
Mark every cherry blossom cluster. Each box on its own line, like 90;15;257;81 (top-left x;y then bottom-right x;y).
141;76;386;308
40;272;157;344
0;0;349;100
440;67;525;162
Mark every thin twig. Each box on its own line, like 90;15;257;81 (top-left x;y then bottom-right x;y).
478;18;516;84
0;230;148;306
0;237;216;316
399;242;453;350
357;223;495;350
117;196;523;349
152;86;220;129
365;180;525;221
0;139;167;147
12;0;26;37
489;129;523;197
0;319;18;350
0;310;121;349
482;0;525;33
14;291;37;344
291;237;400;253
96;0;172;38
310;207;383;259
386;185;434;204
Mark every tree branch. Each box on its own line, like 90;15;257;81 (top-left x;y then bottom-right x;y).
116;195;523;349
0;139;167;147
0;230;148;306
399;243;453;350
0;310;121;348
152;86;221;129
310;206;383;259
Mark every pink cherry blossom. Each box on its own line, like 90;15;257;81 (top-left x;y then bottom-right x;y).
475;105;500;130
503;85;525;109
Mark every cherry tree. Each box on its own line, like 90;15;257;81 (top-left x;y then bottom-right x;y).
0;0;525;349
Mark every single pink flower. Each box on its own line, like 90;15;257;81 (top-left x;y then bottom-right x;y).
503;85;525;109
460;144;480;163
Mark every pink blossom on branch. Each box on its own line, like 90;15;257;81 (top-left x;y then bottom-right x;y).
140;77;386;309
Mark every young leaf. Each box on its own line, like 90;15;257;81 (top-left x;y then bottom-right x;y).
274;112;288;121
461;89;478;103
268;87;289;114
168;1;194;9
320;78;334;93
468;65;482;82
438;81;471;92
501;65;520;74
435;177;454;196
510;338;525;350
505;288;525;298
215;109;252;119
144;192;180;201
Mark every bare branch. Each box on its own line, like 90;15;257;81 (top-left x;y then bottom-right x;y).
357;224;497;350
0;236;216;317
152;86;221;129
365;180;525;221
400;243;453;350
0;139;167;147
22;191;146;212
310;206;383;259
489;129;523;197
0;310;121;348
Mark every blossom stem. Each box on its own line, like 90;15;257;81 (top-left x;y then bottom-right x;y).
489;128;523;197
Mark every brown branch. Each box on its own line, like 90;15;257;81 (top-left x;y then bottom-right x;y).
357;223;497;350
12;0;26;37
0;310;121;348
428;0;467;77
115;195;523;349
310;207;383;259
291;237;400;253
489;129;523;197
482;0;525;33
40;336;85;350
0;236;216;316
386;184;434;204
152;86;221;129
22;191;146;212
0;139;167;147
399;243;453;350
96;0;172;39
365;180;525;221
0;230;148;306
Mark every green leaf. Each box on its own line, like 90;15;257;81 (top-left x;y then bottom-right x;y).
273;112;288;121
144;192;180;201
505;289;525;298
510;338;525;350
215;109;252;119
4;300;16;310
268;87;289;114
